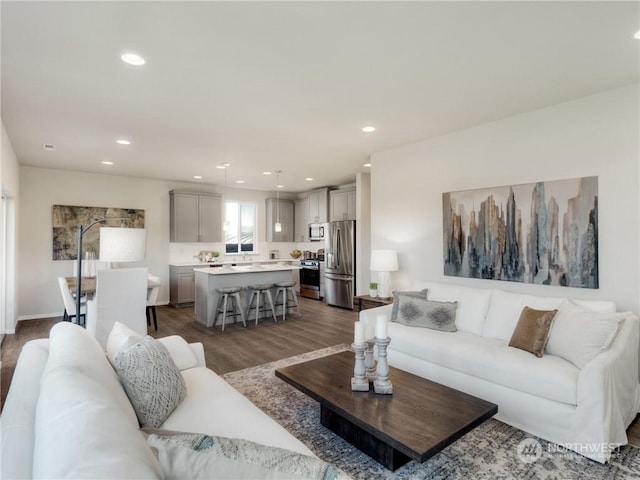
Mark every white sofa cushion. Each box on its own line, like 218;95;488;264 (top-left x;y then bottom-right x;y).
483;290;565;341
33;323;163;479
413;282;492;335
157;335;200;370
546;300;628;368
388;322;579;405
161;367;315;457
483;289;618;342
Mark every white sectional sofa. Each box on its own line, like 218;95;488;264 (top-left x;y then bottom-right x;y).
359;281;640;463
1;322;338;479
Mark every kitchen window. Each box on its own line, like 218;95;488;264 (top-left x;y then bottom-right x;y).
224;202;256;254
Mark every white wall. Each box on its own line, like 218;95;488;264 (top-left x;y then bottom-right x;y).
1;122;20;332
17;167;309;319
370;85;640;313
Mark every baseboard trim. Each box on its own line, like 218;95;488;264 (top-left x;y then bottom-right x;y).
17;312;61;321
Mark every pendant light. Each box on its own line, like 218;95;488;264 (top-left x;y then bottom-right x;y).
221;163;230;231
274;170;282;233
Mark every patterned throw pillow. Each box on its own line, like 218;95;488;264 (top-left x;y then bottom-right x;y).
394;295;457;332
145;431;350;480
509;307;557;358
390;289;428;322
114;336;187;428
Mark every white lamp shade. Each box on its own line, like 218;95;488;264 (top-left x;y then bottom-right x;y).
99;227;146;262
370;250;398;272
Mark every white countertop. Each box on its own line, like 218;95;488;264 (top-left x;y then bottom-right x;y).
171;259;301;267
193;264;301;275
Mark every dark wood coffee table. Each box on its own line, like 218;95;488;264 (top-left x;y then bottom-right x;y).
275;350;498;471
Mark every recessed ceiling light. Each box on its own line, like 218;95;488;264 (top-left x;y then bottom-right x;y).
236;180;245;184
216;163;230;169
276;184;284;189
193;175;203;179
116;139;131;145
102;161;114;166
635;30;640;39
121;52;145;66
305;177;314;181
362;126;376;133
363;163;372;167
263;171;272;175
42;143;56;151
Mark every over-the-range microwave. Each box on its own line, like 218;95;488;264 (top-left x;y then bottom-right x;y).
309;223;325;241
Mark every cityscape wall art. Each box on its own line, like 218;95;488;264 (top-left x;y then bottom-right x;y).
443;176;598;289
52;205;145;260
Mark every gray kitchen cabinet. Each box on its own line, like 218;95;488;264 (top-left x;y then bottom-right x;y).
265;198;294;242
294;197;309;242
169;265;196;307
330;188;356;221
307;188;329;223
170;190;222;242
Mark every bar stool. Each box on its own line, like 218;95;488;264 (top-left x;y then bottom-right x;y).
214;286;246;331
274;281;301;321
245;283;278;325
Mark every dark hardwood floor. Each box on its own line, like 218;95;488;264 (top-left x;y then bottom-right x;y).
1;296;356;410
2;297;639;449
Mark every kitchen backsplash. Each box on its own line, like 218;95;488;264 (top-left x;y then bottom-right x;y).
169;241;322;263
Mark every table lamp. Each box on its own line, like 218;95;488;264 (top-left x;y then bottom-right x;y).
99;227;147;266
370;250;398;299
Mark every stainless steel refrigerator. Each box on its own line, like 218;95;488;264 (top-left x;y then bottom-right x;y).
324;220;356;309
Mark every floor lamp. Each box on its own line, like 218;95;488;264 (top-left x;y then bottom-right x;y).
370;250;398;299
75;217;145;325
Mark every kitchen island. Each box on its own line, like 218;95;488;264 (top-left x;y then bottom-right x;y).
194;264;300;327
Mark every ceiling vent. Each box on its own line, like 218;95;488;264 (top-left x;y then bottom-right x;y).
42;144;56;152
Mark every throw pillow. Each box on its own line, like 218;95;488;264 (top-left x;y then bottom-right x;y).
508;307;557;358
114;336;187;428
394;296;457;332
157;335;199;371
545;299;627;368
106;321;143;365
390;289;428;322
145;430;350;480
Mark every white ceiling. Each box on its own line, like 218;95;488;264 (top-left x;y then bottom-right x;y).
2;1;638;193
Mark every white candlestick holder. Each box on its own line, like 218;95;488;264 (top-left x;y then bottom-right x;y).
364;340;376;381
351;343;370;391
373;337;393;395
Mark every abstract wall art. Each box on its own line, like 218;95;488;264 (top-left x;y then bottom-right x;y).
443;176;598;288
52;205;145;260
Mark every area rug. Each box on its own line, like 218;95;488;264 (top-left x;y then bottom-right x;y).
222;345;640;479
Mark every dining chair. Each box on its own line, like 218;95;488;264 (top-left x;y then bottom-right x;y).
57;277;87;325
146;273;161;332
86;267;148;348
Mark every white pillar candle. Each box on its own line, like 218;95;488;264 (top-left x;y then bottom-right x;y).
375;314;388;339
365;317;375;340
354;321;365;345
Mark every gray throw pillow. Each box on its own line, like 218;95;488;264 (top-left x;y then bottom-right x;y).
391;289;428;322
395;296;457;332
114;336;187;428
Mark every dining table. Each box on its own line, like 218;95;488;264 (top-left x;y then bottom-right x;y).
65;276;161;296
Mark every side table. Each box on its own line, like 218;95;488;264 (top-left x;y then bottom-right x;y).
354;294;393;312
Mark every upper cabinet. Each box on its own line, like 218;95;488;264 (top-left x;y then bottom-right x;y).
265;198;294;242
307;188;329;224
170;190;222;242
294;197;309;242
330;187;356;221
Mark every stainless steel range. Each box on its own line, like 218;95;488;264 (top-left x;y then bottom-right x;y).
299;259;321;300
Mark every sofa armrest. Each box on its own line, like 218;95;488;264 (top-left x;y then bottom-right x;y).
575;314;640;462
358;304;393;324
1;339;50;480
189;342;206;368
